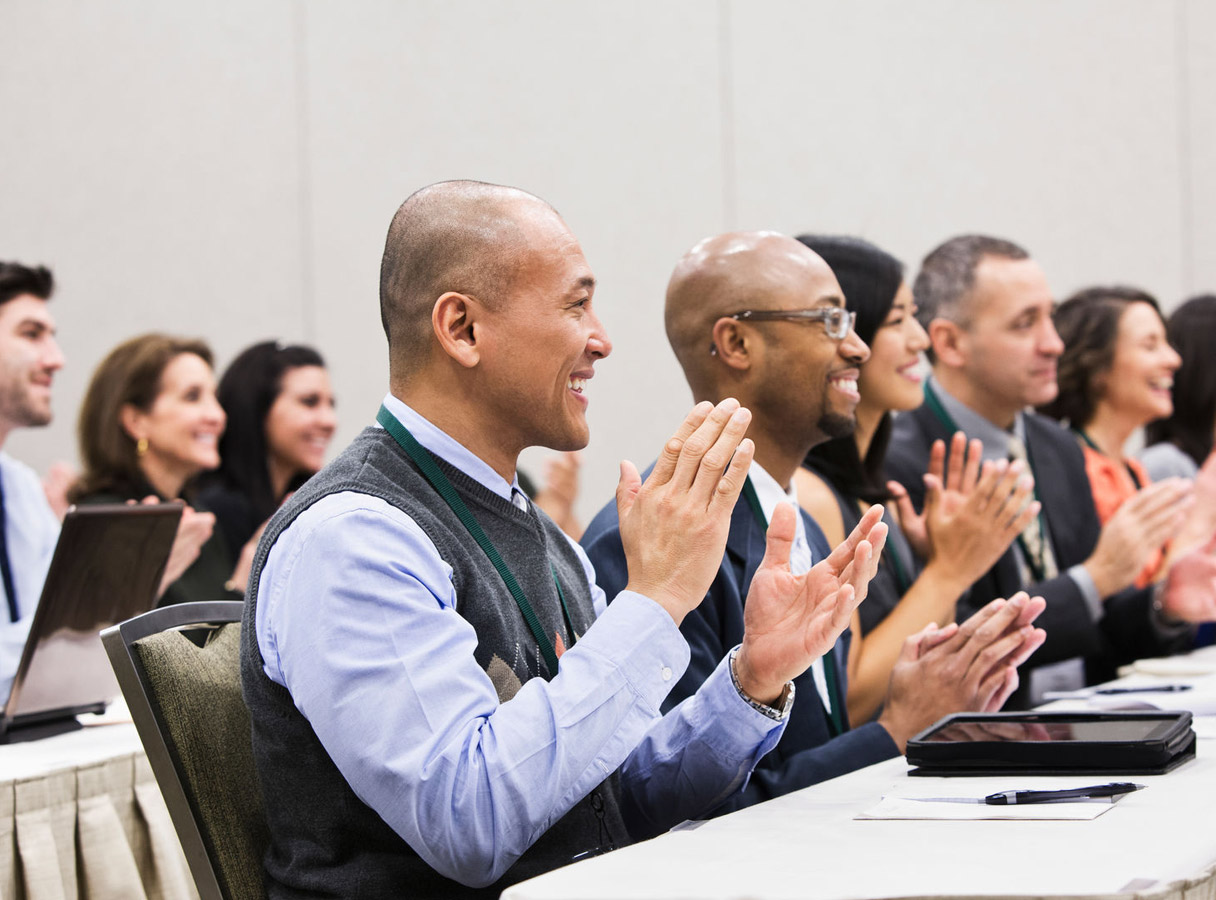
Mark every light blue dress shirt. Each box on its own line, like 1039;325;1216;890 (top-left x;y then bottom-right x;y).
0;453;60;700
255;394;786;888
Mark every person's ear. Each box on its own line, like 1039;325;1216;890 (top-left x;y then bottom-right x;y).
119;403;146;443
432;292;482;368
710;318;754;371
928;319;968;369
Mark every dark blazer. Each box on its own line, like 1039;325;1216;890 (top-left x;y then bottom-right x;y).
885;400;1190;688
581;486;899;816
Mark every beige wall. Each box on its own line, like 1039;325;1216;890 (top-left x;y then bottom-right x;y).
2;0;1211;521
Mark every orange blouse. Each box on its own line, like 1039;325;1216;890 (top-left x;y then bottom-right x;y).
1081;445;1162;587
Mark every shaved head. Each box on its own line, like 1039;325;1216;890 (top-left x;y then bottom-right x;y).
665;231;840;397
379;179;561;378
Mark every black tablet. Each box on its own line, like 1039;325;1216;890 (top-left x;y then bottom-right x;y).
906;711;1195;776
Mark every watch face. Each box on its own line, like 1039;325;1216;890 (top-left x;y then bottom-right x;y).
776;681;796;717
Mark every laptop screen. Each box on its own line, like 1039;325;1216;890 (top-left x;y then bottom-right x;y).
3;503;182;733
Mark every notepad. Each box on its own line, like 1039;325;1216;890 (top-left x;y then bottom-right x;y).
856;787;1117;821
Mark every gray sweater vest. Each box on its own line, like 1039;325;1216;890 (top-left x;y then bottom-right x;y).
240;427;627;898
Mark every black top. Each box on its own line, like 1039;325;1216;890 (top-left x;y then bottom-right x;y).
196;481;261;558
803;462;920;637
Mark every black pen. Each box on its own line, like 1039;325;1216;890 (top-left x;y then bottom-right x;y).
916;782;1145;805
1093;685;1192;695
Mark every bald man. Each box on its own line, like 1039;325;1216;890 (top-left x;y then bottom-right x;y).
241;183;886;898
583;232;1046;813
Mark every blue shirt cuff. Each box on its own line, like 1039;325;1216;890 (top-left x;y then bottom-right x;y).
689;647;788;762
574;589;691;714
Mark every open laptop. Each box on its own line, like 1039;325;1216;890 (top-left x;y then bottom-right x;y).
1;502;182;742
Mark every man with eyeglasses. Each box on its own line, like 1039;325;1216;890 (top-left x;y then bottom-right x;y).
241;185;893;897
583;231;1046;812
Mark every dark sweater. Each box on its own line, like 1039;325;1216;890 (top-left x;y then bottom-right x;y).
240;427;626;899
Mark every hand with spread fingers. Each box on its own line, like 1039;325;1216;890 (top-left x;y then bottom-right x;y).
888;432;988;560
735;503;887;706
618;399;755;625
921;443;1041;588
876;592;1047;752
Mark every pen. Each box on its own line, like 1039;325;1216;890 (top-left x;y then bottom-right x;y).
1093;685;1192;695
982;783;1145;805
915;783;1145;805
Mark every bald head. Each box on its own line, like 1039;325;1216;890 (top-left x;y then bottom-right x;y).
665;231;840;396
379;180;561;378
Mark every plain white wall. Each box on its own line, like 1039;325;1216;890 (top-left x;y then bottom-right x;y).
2;0;1212;523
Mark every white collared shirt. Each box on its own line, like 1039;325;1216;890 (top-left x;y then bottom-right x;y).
747;461;832;713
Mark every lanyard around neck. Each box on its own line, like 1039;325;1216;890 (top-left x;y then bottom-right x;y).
375;405;575;677
740;476;845;736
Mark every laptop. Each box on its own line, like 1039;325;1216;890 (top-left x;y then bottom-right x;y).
1;502;182;742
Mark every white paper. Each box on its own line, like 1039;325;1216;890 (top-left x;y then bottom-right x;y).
856;785;1119;821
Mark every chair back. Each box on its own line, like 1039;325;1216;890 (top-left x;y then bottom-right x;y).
102;601;268;900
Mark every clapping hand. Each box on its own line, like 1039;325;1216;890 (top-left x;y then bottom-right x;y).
888;432;980;560
877;592;1047;751
734;503;887;705
618;399;754;625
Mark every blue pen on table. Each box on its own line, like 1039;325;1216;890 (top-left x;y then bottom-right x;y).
913;782;1145;805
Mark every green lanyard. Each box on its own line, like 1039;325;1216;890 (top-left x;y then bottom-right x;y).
1073;428;1143;490
882;535;913;595
921;384;1050;582
376;405;576;677
741;477;846;737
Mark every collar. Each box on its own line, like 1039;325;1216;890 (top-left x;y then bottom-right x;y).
379;393;524;504
927;374;1027;463
747;460;806;544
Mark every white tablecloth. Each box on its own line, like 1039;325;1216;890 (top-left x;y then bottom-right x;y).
504;713;1216;900
1;713;197;900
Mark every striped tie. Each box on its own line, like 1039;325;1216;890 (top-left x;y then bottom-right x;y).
1007;435;1058;580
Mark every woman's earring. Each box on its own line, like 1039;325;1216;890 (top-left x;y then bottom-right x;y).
136;438;148;457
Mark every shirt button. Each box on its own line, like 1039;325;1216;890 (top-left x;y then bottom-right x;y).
660;666;672;682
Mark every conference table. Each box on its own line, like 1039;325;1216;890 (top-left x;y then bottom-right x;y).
0;706;196;900
504;648;1216;900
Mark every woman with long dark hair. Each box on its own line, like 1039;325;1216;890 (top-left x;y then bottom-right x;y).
1042;288;1201;588
199;340;336;554
793;235;1035;723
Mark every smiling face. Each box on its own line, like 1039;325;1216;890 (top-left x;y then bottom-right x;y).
0;294;64;439
857;282;929;417
941;255;1063;426
265;364;337;479
744;241;871;449
473;203;611;456
124;352;226;494
1097;301;1181;426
